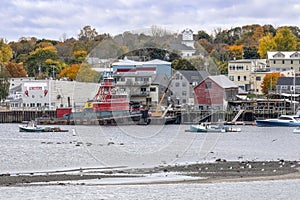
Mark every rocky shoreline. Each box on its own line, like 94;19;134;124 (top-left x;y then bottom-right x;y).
1;160;299;186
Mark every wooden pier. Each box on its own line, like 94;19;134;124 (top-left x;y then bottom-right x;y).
0;110;56;123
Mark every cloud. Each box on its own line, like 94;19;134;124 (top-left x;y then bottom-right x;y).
0;0;299;41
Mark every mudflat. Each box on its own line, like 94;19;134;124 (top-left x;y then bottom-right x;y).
1;160;299;186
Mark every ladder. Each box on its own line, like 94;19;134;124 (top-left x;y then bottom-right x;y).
231;109;244;122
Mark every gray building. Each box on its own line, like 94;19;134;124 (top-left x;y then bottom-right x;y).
170;70;209;105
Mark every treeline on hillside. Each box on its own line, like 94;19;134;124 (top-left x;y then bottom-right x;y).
1;24;300;83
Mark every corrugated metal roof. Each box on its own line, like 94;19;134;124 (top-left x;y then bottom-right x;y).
209;75;238;88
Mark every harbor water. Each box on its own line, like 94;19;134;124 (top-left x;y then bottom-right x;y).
0;123;300;199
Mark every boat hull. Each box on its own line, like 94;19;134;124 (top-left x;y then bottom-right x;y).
19;125;68;132
255;120;300;127
190;124;223;133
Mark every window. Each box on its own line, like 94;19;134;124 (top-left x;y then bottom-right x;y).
273;60;276;64
282;60;285;64
182;91;187;96
238;76;240;81
291;60;294;64
256;76;261;81
244;76;247;81
182;82;187;87
175;82;180;87
229;76;234;81
150;87;156;92
205;82;212;89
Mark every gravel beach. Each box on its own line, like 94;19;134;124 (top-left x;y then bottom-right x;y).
1;160;299;186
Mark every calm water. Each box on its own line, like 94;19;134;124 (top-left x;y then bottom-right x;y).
0;123;300;199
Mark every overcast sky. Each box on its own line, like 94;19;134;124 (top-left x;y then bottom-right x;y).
1;0;300;42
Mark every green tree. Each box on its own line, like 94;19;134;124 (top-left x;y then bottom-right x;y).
0;67;10;102
25;49;60;77
197;30;211;41
172;58;196;70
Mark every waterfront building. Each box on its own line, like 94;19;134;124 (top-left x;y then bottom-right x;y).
267;51;300;75
228;59;268;95
113;67;169;108
194;75;239;111
7;79;99;111
170;70;209;106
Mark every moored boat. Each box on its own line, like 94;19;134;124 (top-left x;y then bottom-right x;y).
293;127;300;134
189;123;241;133
19;121;68;132
255;115;300;127
79;77;150;125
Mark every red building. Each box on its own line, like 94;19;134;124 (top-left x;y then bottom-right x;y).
194;75;238;110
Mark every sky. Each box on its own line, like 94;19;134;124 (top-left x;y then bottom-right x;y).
1;0;300;42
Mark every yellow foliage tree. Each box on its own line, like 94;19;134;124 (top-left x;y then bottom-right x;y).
73;50;87;63
58;64;80;81
258;33;276;58
273;27;298;51
0;39;12;64
76;63;101;83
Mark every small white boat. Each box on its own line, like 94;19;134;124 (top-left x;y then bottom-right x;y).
189;123;241;133
19;120;68;132
293;127;300;134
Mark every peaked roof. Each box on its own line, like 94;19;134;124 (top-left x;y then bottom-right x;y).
277;77;300;85
177;70;210;83
208;75;238;88
152;73;169;85
267;51;300;59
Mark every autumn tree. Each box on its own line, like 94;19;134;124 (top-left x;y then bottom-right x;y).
72;50;88;63
58;64;80;81
261;72;283;94
0;39;12;64
76;63;101;83
258;27;298;58
258;33;276;58
273;27;298;51
9;37;36;62
227;45;243;60
78;25;98;41
4;62;27;77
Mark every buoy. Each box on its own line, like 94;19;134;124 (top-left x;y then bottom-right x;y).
72;129;76;136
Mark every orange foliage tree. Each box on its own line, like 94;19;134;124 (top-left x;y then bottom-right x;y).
227;45;243;60
4;62;27;77
261;72;284;94
57;64;80;80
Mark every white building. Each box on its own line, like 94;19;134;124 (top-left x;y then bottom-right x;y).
9;79;100;111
